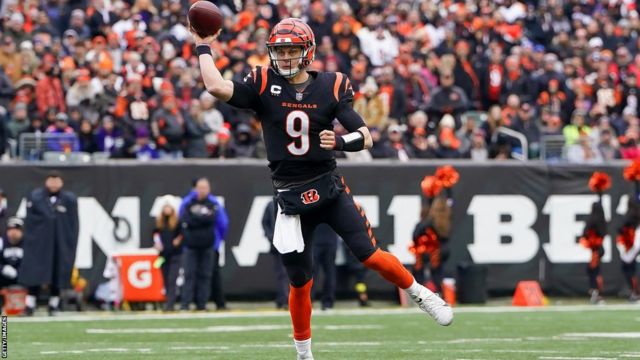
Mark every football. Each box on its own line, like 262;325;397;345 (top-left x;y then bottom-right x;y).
188;1;224;38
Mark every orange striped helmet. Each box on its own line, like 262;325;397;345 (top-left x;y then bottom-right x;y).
266;18;316;78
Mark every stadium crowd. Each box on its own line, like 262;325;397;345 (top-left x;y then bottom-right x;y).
0;0;639;162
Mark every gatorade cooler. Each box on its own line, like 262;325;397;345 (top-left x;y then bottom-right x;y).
2;286;27;316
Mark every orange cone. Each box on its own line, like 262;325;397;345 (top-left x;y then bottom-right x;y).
512;281;545;306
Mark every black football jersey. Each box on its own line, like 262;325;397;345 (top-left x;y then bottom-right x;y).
227;67;363;182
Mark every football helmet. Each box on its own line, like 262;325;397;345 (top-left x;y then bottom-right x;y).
266;18;316;78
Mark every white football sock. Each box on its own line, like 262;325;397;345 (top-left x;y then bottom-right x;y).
26;295;36;308
404;279;424;298
294;338;311;355
48;296;60;308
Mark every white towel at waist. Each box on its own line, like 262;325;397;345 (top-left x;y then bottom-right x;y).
273;203;305;254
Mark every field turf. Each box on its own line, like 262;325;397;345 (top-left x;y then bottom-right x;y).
8;304;640;359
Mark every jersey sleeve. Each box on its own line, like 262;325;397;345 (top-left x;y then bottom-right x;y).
226;67;265;112
333;73;365;132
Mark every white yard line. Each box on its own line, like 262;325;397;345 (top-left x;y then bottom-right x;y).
539;357;616;360
493;350;567;354
562;332;640;339
41;348;152;355
87;324;289;334
170;346;230;350
10;304;640;323
86;324;382;334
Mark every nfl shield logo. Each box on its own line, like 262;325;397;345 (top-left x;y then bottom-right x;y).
296;92;303;101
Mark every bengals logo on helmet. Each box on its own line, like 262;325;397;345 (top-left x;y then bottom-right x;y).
301;189;320;205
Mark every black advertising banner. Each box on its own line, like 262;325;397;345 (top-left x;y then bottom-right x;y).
0;161;636;298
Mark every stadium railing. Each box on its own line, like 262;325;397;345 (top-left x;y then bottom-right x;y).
19;133;80;161
540;135;566;162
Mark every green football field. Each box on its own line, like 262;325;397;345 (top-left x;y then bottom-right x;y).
7;304;640;360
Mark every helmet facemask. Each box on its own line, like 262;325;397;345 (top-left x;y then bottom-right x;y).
267;44;309;79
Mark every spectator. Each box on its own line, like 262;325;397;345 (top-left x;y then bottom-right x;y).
426;71;469;131
0;36;22;84
115;74;151;131
480;47;506;109
68;9;91;41
96;115;125;157
384;123;414;161
357;13;399;67
65;69;104;108
19;172;79;316
35;54;66;117
501;94;521;127
597;128;621;161
511;102;542;158
437;114;461;158
619;127;640;160
501;55;536;104
354;76;389;130
0;217;24;311
213;127;233;158
537;78;570;124
452;41;480;104
88;0;117;34
78;119;98;153
410;128;434;159
231;123;258;159
563;110;591;146
368;127;392;159
404;63;431;114
151;95;185;159
377;66;407;122
456;115;478;156
4;12;28;45
7;103;29;139
46;113;78;153
0;68;13;111
132;127;159;161
153;198;183;312
184;99;211;158
464;129;489;161
308;2;333;43
20;117;46;138
198;91;225;153
567;134;603;163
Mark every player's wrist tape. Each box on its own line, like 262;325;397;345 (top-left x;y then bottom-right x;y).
334;130;365;152
196;44;212;57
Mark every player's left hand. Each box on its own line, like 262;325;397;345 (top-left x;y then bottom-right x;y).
319;130;336;150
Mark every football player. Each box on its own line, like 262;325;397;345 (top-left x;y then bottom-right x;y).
191;18;452;360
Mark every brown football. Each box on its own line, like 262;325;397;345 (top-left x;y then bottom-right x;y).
188;1;224;37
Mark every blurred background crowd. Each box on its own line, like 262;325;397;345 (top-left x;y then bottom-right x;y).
0;0;639;162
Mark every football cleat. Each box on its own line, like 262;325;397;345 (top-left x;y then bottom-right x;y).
412;285;453;326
